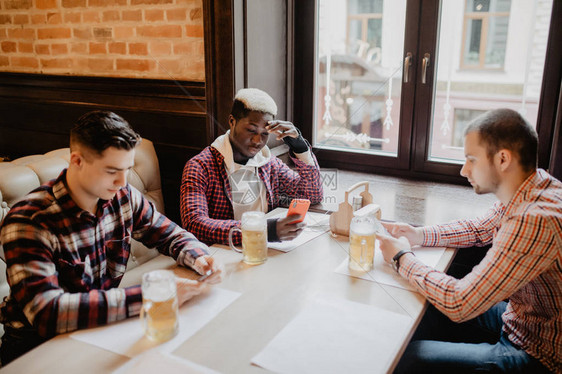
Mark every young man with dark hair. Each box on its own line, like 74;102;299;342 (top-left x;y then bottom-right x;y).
0;111;222;365
180;88;323;245
378;108;561;373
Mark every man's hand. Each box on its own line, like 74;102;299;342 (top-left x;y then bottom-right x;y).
175;278;208;306
276;214;306;241
193;255;223;282
381;222;424;246
266;120;300;140
378;234;411;264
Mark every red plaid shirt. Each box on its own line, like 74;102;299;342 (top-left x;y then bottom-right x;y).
0;170;208;338
399;169;562;372
180;146;323;245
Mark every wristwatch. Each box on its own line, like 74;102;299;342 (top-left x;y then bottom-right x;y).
392;249;414;273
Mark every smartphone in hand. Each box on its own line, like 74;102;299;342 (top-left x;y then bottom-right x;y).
286;199;311;224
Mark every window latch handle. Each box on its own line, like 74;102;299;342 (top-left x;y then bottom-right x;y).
422;53;431;84
403;52;412;83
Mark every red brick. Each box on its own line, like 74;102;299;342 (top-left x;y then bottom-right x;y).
18;42;33;53
189;7;202;21
82;11;101;23
12;56;39;68
130;0;172;4
128;42;148;55
88;57;114;71
13;14;29;24
89;0;127;5
149;41;171;55
35;44;51;54
31;14;46;24
93;27;112;38
70;42;87;53
116;58;154;71
138;25;182;38
157;59;182;74
102;10;120;22
73;27;91;39
89;42;106;54
41;58;73;69
38;27;71;39
51;43;68;54
62;0;86;8
108;42;126;54
74;57;88;69
47;13;62;24
114;26;134;38
173;41;194;55
0;29;7;38
0;15;11;24
0;56;9;66
145;9;164;22
8;28;35;39
64;12;81;23
5;0;32;10
36;0;57;9
122;10;142;22
166;8;186;21
185;24;203;38
1;41;17;53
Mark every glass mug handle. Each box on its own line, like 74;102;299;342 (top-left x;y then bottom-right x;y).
228;227;243;253
139;300;152;334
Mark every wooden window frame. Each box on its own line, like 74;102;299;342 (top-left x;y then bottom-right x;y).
460;1;510;70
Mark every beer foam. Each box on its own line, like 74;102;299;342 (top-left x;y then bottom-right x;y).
243;218;265;231
351;222;376;236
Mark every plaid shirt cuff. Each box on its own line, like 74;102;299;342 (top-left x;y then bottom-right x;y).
125;285;143;318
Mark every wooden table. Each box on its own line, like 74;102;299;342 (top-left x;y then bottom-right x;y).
0;218;454;374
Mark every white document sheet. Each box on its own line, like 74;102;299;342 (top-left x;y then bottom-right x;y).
70;287;240;358
266;208;330;252
252;296;414;374
113;350;221;374
335;241;446;291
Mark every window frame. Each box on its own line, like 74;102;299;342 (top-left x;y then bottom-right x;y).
460;1;510;70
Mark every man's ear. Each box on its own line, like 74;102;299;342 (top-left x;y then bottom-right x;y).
228;115;236;132
495;149;512;172
69;151;84;168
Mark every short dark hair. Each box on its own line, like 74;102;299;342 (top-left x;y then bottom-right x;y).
465;108;538;172
230;99;252;121
70;111;141;155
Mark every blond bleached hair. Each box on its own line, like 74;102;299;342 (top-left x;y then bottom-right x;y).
233;88;278;118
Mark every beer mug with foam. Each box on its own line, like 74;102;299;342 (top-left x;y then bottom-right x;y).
140;270;179;342
348;215;376;272
228;211;268;265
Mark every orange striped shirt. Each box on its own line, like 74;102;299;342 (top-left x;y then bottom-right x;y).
400;169;562;372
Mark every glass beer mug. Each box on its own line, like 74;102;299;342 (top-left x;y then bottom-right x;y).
348;215;376;272
140;270;179;342
228;211;268;265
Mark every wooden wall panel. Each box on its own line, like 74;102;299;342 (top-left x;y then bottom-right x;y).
0;72;208;224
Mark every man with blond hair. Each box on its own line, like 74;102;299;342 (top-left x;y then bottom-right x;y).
180;88;323;245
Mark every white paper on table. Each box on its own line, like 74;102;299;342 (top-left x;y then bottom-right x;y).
252;295;414;374
266;208;330;252
334;242;446;291
113;350;222;374
70;287;240;358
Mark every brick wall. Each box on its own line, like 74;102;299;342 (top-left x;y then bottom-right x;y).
0;0;205;81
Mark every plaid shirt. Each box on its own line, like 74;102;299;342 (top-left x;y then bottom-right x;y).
0;170;208;338
399;169;562;372
180;146;323;245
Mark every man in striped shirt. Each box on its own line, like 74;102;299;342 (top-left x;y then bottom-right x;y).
379;109;560;373
0;111;222;365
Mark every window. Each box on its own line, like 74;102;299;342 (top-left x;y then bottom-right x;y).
452;109;486;147
461;0;511;69
347;0;384;64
